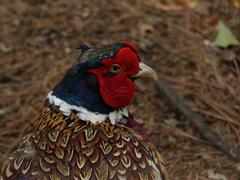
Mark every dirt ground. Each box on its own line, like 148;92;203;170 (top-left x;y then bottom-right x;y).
0;0;240;179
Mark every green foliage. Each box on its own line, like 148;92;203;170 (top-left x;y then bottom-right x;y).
213;21;239;48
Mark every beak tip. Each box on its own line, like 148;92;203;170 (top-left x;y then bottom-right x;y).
153;73;159;81
133;62;158;81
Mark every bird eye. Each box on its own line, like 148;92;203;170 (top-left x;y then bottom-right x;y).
109;64;121;74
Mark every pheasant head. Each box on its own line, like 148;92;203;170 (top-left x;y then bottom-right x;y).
48;41;158;124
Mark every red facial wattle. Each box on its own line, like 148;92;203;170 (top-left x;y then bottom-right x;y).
87;47;140;109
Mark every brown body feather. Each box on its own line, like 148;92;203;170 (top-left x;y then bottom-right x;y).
0;107;167;180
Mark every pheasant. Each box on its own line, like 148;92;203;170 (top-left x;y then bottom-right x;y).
0;42;168;180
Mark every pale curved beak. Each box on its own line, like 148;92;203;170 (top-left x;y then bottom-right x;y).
132;63;159;80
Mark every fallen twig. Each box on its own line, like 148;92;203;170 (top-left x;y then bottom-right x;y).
0;73;21;84
155;79;240;161
0;143;11;151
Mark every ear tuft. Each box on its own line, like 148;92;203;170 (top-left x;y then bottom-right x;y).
76;44;91;52
122;41;138;53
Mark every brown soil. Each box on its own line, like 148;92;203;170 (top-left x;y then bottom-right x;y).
0;0;240;179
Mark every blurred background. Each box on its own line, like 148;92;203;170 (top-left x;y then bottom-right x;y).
0;0;240;179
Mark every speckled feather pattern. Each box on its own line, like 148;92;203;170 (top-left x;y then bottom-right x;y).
0;107;167;180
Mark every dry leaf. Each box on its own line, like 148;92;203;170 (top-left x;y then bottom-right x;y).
232;0;240;8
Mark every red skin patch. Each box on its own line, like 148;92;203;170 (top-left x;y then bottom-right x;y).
87;47;140;108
